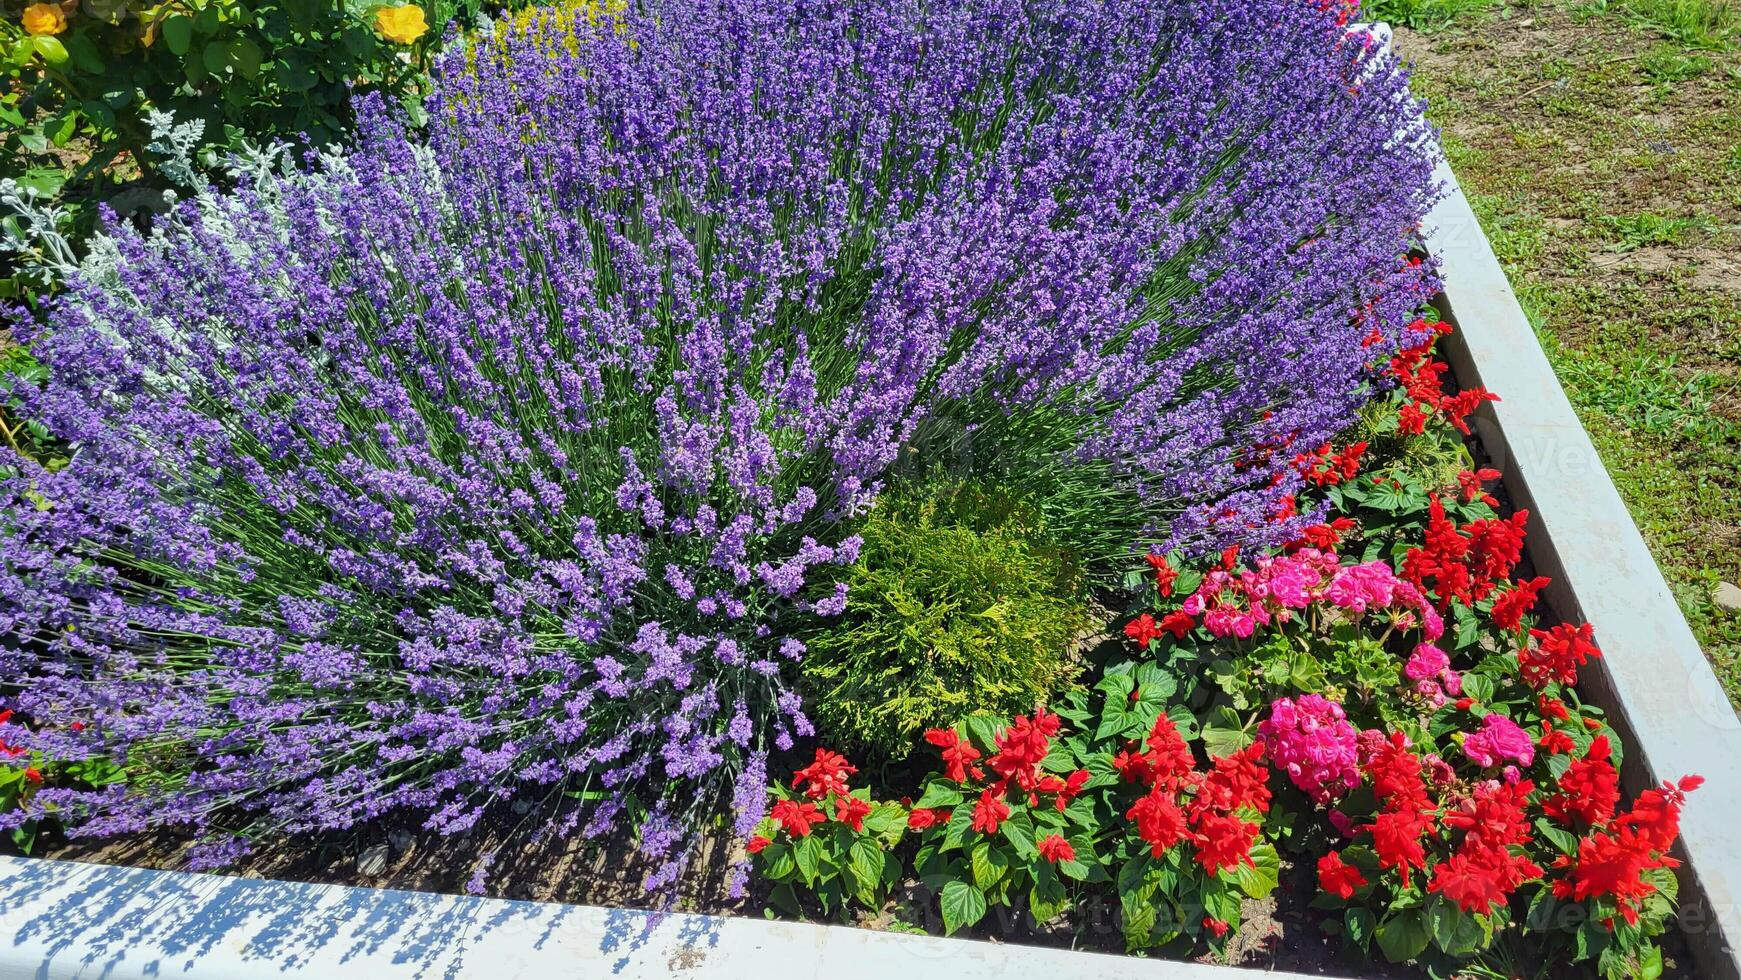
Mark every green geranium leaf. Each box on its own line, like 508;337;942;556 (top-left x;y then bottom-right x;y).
1200;706;1252;757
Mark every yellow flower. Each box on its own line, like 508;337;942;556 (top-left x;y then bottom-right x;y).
21;2;68;36
373;3;428;44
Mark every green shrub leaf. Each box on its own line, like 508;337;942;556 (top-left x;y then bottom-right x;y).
940;880;987;935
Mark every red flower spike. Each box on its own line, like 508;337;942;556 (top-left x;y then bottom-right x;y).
834;795;872;832
925;728;982;783
1543;737;1619;827
770;799;827;838
1491;576;1550;632
1145;553;1179;597
971;788;1010;834
792;748;858;799
1190;810;1259;875
1521;622;1601;689
1318;851;1368;899
1126;785;1189;856
1037;834;1075;864
1054;769;1091;811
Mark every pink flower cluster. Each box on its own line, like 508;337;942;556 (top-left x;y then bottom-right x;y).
1404;643;1461;709
1462;714;1535;771
1259;695;1361;803
1176;550;1444;643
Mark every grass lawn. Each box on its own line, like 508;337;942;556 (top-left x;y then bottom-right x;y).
1388;0;1741;703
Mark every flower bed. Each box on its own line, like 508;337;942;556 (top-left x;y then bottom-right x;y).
741;318;1701;978
0;2;1731;979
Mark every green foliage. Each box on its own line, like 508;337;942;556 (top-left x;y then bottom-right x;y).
2;0;456;169
1358;0;1499;32
0;760;42;853
0;341;70;474
1594;212;1713;252
0;0;542;299
0;746;126;854
800;482;1091;759
751;680;1278;952
1637;43;1713;81
753;788;908;918
1620;0;1736;47
898;401;1164;586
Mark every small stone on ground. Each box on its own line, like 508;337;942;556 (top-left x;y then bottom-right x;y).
1715;582;1741;613
357;843;391;876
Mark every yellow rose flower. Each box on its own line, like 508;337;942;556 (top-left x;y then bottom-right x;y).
373;3;428;44
21;2;68;36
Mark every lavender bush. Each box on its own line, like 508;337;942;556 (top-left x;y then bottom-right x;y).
0;0;1438;888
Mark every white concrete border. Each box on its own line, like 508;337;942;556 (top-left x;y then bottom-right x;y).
0;853;1328;980
1426;144;1741;979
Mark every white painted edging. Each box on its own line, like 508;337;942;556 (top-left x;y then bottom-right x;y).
0;853;1329;980
1426;148;1741;978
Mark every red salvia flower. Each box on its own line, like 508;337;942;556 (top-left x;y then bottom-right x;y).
1126;785;1189;856
770;799;826;837
1456;467;1502;506
1194;743;1271;816
1190;809;1259;875
1521;622;1601;689
791;748;857;799
1317;850;1368;899
1360;730;1435;887
1369;808;1433;887
1543;736;1619;827
1491;576;1550;632
1616;776;1702;852
907;807;942;830
926;727;984;783
1159;610;1196;639
1539;724;1575;756
988;709;1060;796
1429;846;1540;914
1300;515;1357;550
1551;827;1679;927
746;835;772;854
1054;769;1091;811
1037;834;1075;864
1145;553;1179;597
1440;386;1501;435
1113;747;1156;785
1144;714;1198;791
834;794;872;832
971;788;1011;834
